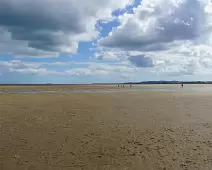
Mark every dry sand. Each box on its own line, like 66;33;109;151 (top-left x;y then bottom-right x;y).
1;85;212;169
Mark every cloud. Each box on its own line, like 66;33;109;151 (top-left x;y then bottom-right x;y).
91;50;129;61
100;0;210;51
65;68;109;76
66;62;139;77
0;28;60;58
0;60;59;75
0;60;139;79
91;50;154;68
98;0;212;76
129;55;154;67
14;68;59;76
0;0;134;58
92;51;120;61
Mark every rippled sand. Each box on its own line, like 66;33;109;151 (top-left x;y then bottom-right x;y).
1;86;212;169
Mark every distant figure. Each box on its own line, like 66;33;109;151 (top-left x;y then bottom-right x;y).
123;85;124;88
130;85;132;87
181;84;184;88
118;85;119;87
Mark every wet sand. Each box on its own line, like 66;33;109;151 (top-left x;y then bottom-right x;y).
1;86;212;169
1;84;212;92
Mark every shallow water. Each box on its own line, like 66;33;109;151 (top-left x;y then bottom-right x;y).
133;87;212;93
0;89;118;94
1;87;212;95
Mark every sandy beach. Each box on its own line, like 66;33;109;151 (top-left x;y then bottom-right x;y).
1;84;212;93
1;85;212;169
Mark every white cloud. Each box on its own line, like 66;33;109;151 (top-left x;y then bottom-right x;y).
91;50;128;61
0;60;59;75
45;62;74;66
0;60;139;79
13;68;59;76
99;0;212;76
66;62;139;77
0;0;134;58
65;68;109;76
100;0;211;50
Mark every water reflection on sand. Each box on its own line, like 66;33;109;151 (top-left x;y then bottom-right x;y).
1;87;212;94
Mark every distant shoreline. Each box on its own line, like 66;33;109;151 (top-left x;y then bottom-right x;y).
1;81;212;86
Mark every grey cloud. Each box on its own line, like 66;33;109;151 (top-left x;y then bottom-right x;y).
0;0;134;57
128;55;154;67
0;0;85;52
0;28;60;58
100;0;208;52
0;3;84;33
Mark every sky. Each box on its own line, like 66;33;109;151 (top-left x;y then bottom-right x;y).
1;0;212;84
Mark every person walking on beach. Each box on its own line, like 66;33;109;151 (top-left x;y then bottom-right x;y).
181;84;184;88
